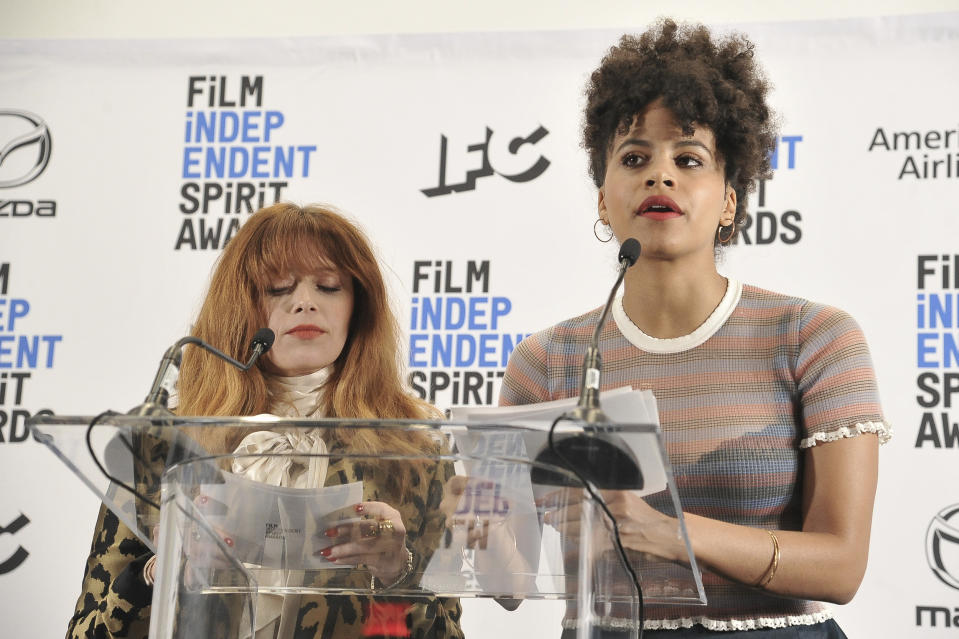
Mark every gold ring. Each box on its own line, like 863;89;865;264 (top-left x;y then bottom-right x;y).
361;521;380;539
378;519;395;536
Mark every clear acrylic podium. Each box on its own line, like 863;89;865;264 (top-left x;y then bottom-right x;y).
29;415;705;638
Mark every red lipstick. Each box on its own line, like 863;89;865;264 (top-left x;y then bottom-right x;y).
287;324;325;338
638;196;682;220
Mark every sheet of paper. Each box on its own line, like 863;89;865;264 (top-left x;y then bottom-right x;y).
195;476;364;570
449;387;667;496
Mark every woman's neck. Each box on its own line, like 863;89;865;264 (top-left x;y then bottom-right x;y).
267;368;330;417
272;368;330;389
621;258;727;339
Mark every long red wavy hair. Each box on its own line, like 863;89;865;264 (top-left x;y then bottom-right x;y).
177;203;438;476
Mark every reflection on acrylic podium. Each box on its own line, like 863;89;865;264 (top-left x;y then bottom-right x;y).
29;415;704;638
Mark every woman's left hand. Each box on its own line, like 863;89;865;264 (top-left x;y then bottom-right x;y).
320;501;409;584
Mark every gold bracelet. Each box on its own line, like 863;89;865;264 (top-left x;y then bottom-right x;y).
756;529;780;588
370;546;414;592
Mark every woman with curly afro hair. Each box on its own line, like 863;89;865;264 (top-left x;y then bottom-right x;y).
500;19;890;638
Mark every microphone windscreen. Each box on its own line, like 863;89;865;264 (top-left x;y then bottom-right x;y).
619;238;641;266
252;327;276;350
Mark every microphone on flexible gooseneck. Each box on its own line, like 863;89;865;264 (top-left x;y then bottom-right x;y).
533;238;646;638
568;237;641;425
246;327;278;366
532;238;643;490
84;328;276;513
132;328;276;416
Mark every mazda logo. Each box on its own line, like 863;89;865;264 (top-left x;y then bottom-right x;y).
926;503;959;590
0;109;53;188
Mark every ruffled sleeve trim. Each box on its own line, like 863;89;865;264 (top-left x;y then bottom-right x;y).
800;420;892;449
562;609;834;631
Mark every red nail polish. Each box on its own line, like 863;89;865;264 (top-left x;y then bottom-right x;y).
325;527;338;537
223;536;234;547
354;504;364;513
319;547;332;557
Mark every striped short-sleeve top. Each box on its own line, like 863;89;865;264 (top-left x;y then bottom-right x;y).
500;278;891;632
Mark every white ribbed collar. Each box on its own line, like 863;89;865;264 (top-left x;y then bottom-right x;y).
612;278;742;354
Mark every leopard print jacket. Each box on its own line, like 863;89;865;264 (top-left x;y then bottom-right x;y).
66;439;464;639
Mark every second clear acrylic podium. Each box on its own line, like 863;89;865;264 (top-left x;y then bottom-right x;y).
30;415;705;638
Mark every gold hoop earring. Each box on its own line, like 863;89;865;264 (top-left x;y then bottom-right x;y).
593;218;613;243
717;223;736;245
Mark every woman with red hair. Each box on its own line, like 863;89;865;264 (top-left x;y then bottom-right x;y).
68;203;463;639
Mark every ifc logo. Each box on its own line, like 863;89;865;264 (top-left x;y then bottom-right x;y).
926;503;959;590
0;109;53;188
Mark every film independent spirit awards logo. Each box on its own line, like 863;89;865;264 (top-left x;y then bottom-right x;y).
927;503;959;590
0;109;53;188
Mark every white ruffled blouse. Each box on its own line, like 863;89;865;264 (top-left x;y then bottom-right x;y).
231;368;331;489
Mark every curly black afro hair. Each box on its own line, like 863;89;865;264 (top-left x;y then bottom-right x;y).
583;19;778;231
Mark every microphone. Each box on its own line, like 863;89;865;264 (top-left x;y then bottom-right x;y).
533;238;644;489
570;237;641;424
131;328;276;416
248;328;277;365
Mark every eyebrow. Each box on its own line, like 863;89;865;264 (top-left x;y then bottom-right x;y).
614;137;715;158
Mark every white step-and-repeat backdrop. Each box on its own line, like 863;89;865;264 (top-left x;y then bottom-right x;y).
1;12;958;637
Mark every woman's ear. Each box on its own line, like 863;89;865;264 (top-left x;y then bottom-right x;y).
722;185;738;226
